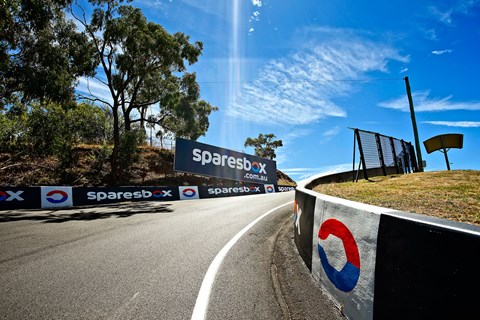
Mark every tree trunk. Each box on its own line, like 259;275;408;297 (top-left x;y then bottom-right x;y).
124;109;131;131
110;106;120;185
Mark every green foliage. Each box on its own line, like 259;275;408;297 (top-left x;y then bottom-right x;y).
25;103;78;183
244;133;283;160
159;73;218;140
89;144;112;183
0;104;28;152
69;103;113;144
26;102;110;156
72;0;217;181
1;0;96;106
1;0;217;185
116;129;142;183
28;103;69;156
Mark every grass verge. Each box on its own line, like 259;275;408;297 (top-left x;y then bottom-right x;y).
312;170;480;226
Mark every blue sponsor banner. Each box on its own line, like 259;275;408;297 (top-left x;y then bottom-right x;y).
0;184;290;210
174;138;277;184
198;183;265;199
276;185;296;192
73;187;180;206
0;187;41;210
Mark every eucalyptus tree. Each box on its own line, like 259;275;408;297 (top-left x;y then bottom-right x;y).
244;133;283;160
0;0;95;107
71;0;216;180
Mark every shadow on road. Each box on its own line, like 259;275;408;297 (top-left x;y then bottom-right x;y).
0;202;174;223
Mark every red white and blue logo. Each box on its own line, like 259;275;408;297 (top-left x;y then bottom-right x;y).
152;190;172;198
264;184;275;194
179;186;199;200
182;188;196;197
46;190;69;204
41;187;73;208
317;219;361;292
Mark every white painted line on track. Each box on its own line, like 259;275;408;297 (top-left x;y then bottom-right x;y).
191;201;294;320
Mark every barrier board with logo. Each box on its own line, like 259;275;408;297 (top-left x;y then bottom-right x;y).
295;169;480;320
73;187;180;205
0;187;41;210
373;214;480;319
293;191;316;271
312;197;380;320
277;185;295;192
0;184;294;210
198;184;265;199
174;138;277;184
178;186;199;200
41;186;73;208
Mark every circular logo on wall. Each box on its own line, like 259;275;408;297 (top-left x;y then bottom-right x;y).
178;186;199;200
46;190;69;204
317;218;361;292
182;188;197;198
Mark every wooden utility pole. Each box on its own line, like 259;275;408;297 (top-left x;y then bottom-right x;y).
404;76;424;172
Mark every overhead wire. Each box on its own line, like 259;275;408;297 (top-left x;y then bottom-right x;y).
196;77;404;84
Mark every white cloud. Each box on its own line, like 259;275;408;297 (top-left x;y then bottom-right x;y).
281;129;311;145
425;28;438;41
429;1;480;25
430;6;454;25
227;28;409;125
281;163;353;184
319;126;341;144
432;49;453;55
322;126;341;138
252;0;262;7
422;121;480;127
400;67;409;73
379;90;480;112
249;11;260;22
274;129;311;166
248;27;255;33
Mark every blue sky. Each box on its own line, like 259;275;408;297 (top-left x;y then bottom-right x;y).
76;0;480;181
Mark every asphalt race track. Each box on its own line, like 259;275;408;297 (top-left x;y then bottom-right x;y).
0;192;343;319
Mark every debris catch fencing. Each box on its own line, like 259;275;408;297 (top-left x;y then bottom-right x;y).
352;128;418;181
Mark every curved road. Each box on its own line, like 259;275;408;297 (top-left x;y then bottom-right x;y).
0;192;342;319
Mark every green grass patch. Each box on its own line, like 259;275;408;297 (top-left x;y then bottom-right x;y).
313;170;480;226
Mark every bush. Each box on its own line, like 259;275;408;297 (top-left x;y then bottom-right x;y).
0;105;28;153
116;129;143;183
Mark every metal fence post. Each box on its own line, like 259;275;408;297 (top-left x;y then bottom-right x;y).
353;130;357;182
375;133;387;176
389;137;400;174
408;143;419;172
400;140;411;173
355;129;368;180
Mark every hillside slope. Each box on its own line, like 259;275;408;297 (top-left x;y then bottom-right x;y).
0;146;296;187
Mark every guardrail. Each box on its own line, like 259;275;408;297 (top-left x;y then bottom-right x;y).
0;184;295;210
294;172;480;319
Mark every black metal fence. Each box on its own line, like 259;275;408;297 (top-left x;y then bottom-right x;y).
353;128;418;181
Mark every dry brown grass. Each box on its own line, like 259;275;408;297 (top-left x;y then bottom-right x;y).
313;170;480;226
0;146;297;187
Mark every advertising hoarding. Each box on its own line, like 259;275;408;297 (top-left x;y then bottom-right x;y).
0;187;41;210
73;187;180;205
174;138;277;184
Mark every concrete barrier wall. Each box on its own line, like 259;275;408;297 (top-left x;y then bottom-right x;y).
0;184;295;210
295;172;480;319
